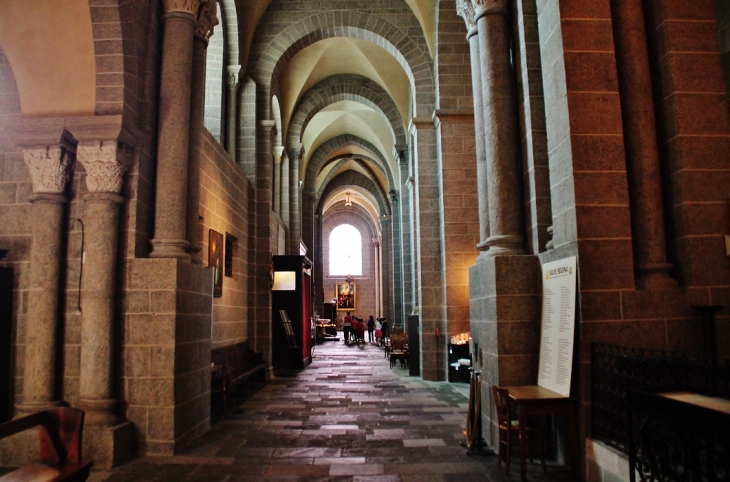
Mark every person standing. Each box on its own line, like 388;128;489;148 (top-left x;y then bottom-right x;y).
380;318;389;347
343;311;353;344
367;315;375;343
355;317;366;345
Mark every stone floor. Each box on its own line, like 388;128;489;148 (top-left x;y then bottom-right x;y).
92;335;577;481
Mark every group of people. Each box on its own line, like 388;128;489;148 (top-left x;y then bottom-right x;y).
341;312;389;346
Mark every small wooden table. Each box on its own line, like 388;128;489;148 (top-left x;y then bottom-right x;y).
506;385;579;481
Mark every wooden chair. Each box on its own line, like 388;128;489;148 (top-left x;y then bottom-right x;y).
491;385;547;475
389;334;408;368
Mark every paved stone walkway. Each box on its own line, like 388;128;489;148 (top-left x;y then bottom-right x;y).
94;337;574;481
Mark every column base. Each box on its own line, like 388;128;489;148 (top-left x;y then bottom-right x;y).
636;262;678;290
187;244;203;265
76;398;121;426
83;420;135;469
150;238;191;260
482;234;526;257
14;400;64;417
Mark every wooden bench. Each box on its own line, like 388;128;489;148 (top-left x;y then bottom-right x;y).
211;341;266;418
0;407;93;481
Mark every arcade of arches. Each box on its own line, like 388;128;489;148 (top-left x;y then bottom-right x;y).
0;0;728;478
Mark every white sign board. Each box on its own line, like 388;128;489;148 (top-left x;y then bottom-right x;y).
537;256;577;397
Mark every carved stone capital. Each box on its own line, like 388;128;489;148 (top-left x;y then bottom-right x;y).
77;140;131;194
471;0;509;18
227;71;239;89
456;0;477;31
195;0;218;41
163;0;201;16
288;147;303;162
395;148;408;165
23;144;75;194
273;146;284;164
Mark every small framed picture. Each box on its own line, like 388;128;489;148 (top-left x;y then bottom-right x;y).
209;229;223;297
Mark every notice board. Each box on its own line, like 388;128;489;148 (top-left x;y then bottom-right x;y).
537;256;577;397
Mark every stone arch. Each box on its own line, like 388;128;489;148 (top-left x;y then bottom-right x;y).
317;170;390;217
217;0;239;66
286;74;407;149
249;11;435;119
303;134;395;194
315;159;390;216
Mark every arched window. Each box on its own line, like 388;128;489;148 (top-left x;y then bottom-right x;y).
329;224;362;276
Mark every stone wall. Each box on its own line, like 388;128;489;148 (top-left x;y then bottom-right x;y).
199;130;251;349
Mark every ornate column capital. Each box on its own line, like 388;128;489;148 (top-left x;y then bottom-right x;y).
23;133;76;194
273;146;284;163
395;148;408;165
162;0;202;16
77;140;131;194
372;238;381;248
456;0;477;32
471;0;509;19
288;146;303;162
195;0;218;40
226;65;240;89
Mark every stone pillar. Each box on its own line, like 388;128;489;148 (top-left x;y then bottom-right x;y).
610;0;676;289
288;145;302;254
186;1;218;264
373;238;381;318
273;146;283;216
75;140;130;426
381;216;394;327
17;135;76;413
225;65;240;156
281;150;290;228
457;0;490;250
473;0;526;256
150;0;201;260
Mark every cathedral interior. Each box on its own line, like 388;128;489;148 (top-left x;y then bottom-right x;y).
0;0;729;479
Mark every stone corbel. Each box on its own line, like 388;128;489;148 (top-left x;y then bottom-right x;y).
77;140;131;194
227;66;241;89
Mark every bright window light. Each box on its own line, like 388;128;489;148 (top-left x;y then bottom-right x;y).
329;224;362;276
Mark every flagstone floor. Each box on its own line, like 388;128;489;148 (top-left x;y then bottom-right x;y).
92;336;577;481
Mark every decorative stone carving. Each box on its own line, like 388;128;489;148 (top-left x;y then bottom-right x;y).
195;0;218;40
456;0;476;30
288;147;303;162
162;0;201;15
24;146;75;194
273;146;284;163
396;149;408;165
77;140;130;194
470;0;509;15
227;71;239;89
389;190;398;204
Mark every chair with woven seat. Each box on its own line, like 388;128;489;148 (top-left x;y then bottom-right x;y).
491;385;547;475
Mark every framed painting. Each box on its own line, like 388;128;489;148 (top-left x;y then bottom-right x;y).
209;229;223;297
335;282;355;311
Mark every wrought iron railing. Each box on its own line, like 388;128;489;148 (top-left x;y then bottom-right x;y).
591;343;730;454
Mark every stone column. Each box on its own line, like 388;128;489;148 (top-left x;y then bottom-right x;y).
473;0;525;256
75;140;130;426
150;0;201;260
281;150;290;228
273;146;283;216
18;135;76;413
186;0;218;264
288;145;302;254
380;216;394;325
225;65;240;156
457;0;490;250
372;238;380;318
610;0;676;289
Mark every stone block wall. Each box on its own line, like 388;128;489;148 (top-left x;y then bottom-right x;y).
199;130;251;349
204;15;224;143
121;257;213;456
435;113;479;342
